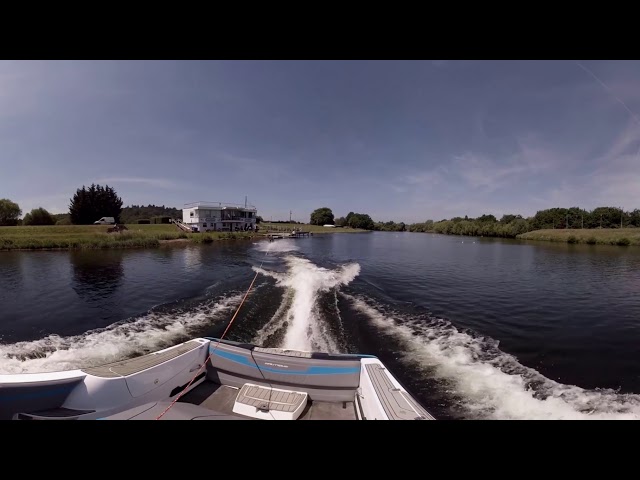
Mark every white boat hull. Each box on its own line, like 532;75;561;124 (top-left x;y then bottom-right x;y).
0;338;434;420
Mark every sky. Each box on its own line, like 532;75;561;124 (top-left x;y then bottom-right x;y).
1;60;639;223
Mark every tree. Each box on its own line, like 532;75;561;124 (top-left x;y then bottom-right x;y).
500;214;522;224
373;220;406;231
345;212;355;223
334;216;347;227
256;216;263;224
310;207;334;225
69;184;123;225
53;213;71;225
23;207;55;225
0;199;22;226
347;213;375;230
477;214;497;223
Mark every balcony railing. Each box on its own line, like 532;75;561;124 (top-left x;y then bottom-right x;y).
184;201;257;211
195;216;255;223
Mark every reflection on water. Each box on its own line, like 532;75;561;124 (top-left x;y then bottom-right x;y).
183;246;203;270
0;252;25;295
70;251;124;303
154;246;177;262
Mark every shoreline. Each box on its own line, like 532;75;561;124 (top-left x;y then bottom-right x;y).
0;223;369;252
517;228;640;246
411;228;640;246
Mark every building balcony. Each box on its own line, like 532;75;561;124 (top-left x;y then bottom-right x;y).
189;217;255;223
184;201;257;212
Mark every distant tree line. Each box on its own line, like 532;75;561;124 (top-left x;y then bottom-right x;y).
119;204;181;224
261;219;303;224
4;193;639;241
1;198;61;226
313;209;397;231
373;220;406;232
335;212;376;230
408;206;640;238
310;206;640;237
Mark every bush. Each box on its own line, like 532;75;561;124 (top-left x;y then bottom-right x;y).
151;216;171;224
138;219;151;224
56;217;72;225
567;235;578;244
586;237;597;245
617;237;631;246
23;208;55;226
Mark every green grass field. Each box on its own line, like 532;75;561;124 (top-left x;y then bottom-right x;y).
0;224;253;251
259;223;367;234
517;228;640;246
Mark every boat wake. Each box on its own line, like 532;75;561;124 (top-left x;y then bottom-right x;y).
254;239;299;254
253;256;360;352
0;293;242;374
344;293;640;420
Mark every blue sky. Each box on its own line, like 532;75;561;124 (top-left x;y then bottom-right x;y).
1;60;639;223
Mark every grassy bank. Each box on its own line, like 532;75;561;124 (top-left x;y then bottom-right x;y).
0;224;254;251
259;223;367;233
517;228;640;246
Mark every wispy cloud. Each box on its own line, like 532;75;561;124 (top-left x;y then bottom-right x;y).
93;177;180;189
575;62;640;125
596;119;640;166
452;153;525;192
215;151;312;186
402;168;446;187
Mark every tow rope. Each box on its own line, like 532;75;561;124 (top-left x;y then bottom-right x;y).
155;241;272;420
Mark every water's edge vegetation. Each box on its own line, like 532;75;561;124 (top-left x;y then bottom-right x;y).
3;206;640;250
0;225;254;251
407;207;640;246
0;223;367;251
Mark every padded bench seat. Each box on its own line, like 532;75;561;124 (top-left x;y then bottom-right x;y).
233;383;308;420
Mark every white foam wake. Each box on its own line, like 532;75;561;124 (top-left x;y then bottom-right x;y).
0;293;243;374
254;239;299;254
345;294;640;420
254;256;360;352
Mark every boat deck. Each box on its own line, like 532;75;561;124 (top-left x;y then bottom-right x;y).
179;381;358;420
83;341;201;378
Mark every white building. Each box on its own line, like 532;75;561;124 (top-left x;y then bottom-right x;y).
182;201;258;232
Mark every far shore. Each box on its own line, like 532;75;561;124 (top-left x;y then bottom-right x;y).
0;222;368;252
516;228;640;246
414;227;640;246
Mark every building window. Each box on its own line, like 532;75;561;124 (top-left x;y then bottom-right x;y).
190;211;194;217
203;223;207;227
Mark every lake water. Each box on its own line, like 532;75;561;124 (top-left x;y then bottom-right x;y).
2;232;640;419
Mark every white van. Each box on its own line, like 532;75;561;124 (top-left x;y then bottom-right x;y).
94;217;116;225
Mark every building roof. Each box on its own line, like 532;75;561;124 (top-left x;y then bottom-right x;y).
183;201;257;211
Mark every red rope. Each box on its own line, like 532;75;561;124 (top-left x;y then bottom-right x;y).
154;269;261;420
